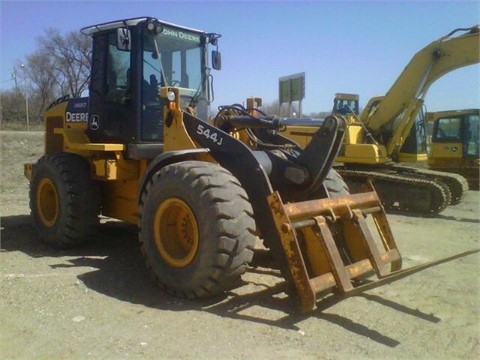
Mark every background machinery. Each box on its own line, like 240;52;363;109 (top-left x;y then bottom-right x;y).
331;92;430;163
427;108;480;189
282;26;479;215
24;17;406;312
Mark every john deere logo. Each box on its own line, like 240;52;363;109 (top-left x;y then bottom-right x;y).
90;115;100;131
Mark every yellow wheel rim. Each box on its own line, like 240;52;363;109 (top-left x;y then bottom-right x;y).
36;178;59;227
153;197;199;268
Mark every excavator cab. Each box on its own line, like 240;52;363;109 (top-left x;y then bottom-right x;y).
332;93;360;116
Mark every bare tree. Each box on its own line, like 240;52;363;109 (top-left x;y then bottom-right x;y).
37;28;92;97
0;90;27;126
261;99;281;116
261;100;300;118
1;27;93;128
24;52;57;119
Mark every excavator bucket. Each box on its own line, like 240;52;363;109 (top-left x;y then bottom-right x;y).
268;182;402;313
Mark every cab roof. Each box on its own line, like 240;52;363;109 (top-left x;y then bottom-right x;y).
80;16;206;36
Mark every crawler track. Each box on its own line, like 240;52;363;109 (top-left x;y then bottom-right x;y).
335;164;457;216
430;166;479;191
400;165;469;205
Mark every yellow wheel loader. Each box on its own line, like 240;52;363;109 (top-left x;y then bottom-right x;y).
281;26;479;215
427;109;479;189
25;17;408;312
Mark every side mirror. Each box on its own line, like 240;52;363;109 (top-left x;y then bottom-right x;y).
117;28;131;51
212;50;222;70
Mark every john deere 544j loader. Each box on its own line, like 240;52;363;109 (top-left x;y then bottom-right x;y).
25;17;408;312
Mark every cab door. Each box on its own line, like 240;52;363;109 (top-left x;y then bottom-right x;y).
430;116;463;161
87;30;133;143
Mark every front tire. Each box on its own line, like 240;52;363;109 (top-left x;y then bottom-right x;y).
30;153;100;248
139;161;257;299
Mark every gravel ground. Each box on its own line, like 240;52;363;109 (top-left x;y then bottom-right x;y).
1;131;479;359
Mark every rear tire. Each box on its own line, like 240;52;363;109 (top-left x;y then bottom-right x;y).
30;153;100;248
139;161;257;299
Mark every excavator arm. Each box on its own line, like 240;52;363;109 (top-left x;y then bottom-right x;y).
362;26;479;158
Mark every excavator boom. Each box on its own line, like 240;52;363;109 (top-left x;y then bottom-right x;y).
364;25;479;134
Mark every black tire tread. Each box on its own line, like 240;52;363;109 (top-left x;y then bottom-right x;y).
30;153;100;248
139;161;257;299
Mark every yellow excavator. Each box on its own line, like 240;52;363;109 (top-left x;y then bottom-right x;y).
331;92;429;163
24;17;414;312
427;108;479;189
281;26;479;215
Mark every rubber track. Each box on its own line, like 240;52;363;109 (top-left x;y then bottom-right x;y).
335;166;451;215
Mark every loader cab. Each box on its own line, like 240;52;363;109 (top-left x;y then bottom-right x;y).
82;17;221;156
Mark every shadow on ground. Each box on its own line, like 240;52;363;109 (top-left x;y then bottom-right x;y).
1;214;445;348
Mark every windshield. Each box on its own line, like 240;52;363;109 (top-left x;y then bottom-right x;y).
143;25;204;105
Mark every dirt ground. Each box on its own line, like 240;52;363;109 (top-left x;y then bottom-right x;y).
1;131;479;360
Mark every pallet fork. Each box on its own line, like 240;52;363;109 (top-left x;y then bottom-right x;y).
268;182;403;312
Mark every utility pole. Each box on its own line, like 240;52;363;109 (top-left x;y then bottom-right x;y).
12;67;18;92
20;64;30;131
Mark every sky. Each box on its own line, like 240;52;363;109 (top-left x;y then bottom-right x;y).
1;0;479;114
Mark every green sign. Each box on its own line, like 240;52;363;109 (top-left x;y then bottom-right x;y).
280;80;291;103
279;73;305;103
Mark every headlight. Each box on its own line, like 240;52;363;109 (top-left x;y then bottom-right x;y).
167;90;176;102
147;19;163;34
